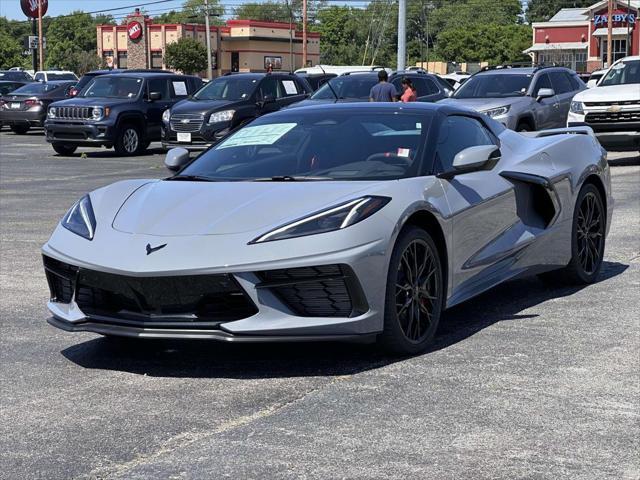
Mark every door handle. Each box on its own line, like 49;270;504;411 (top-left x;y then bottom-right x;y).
553;103;560;108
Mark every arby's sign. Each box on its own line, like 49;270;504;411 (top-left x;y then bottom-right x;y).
128;21;143;41
21;0;48;18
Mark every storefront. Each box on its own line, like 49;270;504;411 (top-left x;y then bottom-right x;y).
97;10;320;74
526;0;639;72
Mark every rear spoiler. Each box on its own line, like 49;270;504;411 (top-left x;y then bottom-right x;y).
520;126;595;138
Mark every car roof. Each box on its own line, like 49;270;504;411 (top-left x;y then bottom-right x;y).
104;71;196;78
266;101;470;117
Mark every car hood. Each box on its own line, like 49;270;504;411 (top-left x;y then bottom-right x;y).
573;84;640;102
171;98;235;116
111;180;382;236
49;97;135;108
438;96;530;112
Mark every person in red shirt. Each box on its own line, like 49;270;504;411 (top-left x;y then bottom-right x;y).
400;77;417;103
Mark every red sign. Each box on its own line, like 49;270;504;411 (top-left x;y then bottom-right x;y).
21;0;48;18
128;21;143;41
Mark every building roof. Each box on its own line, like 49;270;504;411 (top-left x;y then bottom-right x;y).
549;8;589;22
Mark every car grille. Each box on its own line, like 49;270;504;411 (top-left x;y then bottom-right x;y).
43;256;257;326
170;113;204;133
258;265;367;318
584;100;639;107
586;110;640;123
56;106;92;120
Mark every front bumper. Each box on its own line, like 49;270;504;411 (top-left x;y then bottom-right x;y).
0;109;45;127
161;123;231;151
568;111;640;151
45;120;116;147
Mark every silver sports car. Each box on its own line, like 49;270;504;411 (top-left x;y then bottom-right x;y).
43;103;613;354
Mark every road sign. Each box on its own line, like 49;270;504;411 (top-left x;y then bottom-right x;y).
21;0;48;18
28;36;46;50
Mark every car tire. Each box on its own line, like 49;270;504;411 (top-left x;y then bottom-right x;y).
139;139;151;153
52;143;77;156
379;226;444;355
10;124;30;135
517;122;532;132
115;124;142;156
539;183;605;285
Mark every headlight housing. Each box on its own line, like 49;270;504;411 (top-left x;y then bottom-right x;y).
251;196;390;244
91;107;104;120
162;109;171;123
208;109;235;124
570;101;585;115
48;107;56;119
61;195;96;240
481;105;510;118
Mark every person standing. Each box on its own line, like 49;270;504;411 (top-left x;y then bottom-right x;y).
400;77;417;102
369;70;398;102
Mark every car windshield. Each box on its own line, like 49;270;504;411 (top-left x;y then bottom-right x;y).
74;74;99;91
0;71;31;81
11;82;63;94
46;73;77;81
177;111;432;181
311;76;378;100
80;76;143;98
453;73;532;98
194;76;259;101
600;60;640;86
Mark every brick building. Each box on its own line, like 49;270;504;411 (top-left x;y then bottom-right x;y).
525;0;639;73
97;10;320;74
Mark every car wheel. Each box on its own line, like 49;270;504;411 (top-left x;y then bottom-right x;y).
115;124;142;156
10;125;30;135
540;183;605;285
379;226;444;355
139;139;151;153
52;143;77;156
517;123;531;132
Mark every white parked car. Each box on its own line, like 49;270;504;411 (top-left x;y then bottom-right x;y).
586;68;608;88
34;70;78;82
440;71;471;90
568;56;640;152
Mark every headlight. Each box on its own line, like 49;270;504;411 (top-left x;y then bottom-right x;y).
91;107;103;120
251;196;390;244
162;109;171;123
61;195;96;240
481;105;510;118
570;101;585;115
48;107;56;119
208;109;235;124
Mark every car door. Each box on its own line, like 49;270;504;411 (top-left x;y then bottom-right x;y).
277;76;308;108
530;73;558;130
256;76;281;114
548;71;577;127
146;77;173;139
434;115;519;299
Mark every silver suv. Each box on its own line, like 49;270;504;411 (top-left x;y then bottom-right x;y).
439;66;586;131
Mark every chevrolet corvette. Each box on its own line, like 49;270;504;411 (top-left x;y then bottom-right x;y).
43;103;613;354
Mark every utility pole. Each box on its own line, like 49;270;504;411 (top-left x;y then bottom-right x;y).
216;27;222;77
302;0;308;67
627;0;632;56
285;0;293;71
606;0;613;67
204;0;213;79
397;0;406;70
38;0;44;71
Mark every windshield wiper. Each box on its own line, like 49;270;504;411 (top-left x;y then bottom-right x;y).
253;175;333;182
166;175;216;182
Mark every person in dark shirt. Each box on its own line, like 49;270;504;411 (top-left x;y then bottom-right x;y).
369;70;398;102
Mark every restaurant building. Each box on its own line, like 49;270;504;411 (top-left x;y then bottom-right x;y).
525;0;639;72
96;9;320;74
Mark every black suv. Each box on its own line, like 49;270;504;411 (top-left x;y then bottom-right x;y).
162;73;312;152
45;72;203;156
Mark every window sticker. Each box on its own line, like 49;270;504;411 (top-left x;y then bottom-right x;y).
397;148;410;157
416;122;422;129
218;123;297;149
282;80;298;95
172;81;188;96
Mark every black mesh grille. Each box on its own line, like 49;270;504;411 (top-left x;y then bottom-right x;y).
43;256;78;303
586;111;640;123
259;265;356;318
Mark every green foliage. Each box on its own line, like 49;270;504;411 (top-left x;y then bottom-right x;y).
0;29;29;69
154;0;224;25
526;0;594;23
164;36;208;74
436;24;533;64
234;2;291;22
44;11;101;73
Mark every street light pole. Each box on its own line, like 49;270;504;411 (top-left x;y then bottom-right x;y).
38;0;44;71
204;0;213;79
397;0;406;70
302;0;308;67
606;0;613;67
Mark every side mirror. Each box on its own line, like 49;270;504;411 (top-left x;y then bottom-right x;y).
164;147;190;171
536;88;555;101
148;91;162;101
438;145;501;179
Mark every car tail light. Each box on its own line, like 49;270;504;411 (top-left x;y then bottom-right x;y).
24;98;43;108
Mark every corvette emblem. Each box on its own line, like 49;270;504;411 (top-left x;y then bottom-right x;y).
607;105;622;113
146;243;167;255
181;119;190;123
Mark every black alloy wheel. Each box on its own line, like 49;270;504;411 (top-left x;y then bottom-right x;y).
575;187;605;277
380;226;444;355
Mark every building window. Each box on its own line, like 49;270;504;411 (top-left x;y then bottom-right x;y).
600;39;627;65
538;50;587;73
151;52;163;69
117;52;128;69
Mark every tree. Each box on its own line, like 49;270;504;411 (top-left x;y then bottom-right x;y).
45;11;98;71
154;0;224;24
526;0;594;23
165;37;208;74
234;2;291;22
0;30;28;69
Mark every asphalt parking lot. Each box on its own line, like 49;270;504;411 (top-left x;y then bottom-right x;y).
1;130;638;479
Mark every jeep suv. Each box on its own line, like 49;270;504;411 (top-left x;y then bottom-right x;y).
439;66;586;131
162;73;311;152
45;72;203;156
